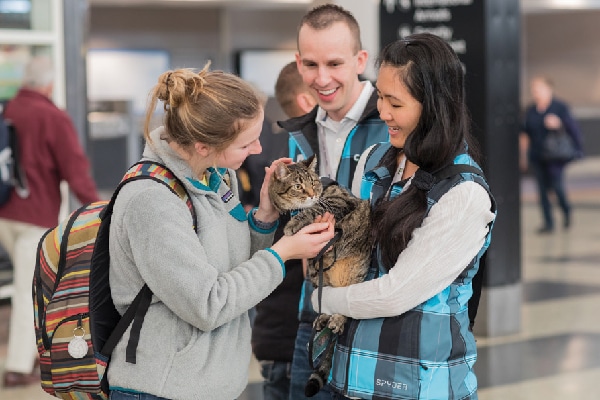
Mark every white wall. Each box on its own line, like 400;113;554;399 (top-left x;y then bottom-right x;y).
89;6;306;73
89;7;222;71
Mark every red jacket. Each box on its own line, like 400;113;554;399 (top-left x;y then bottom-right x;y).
0;88;99;228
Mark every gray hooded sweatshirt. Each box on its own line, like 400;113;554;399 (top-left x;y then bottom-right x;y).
107;127;284;399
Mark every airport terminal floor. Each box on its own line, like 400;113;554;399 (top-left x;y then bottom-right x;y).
1;157;600;400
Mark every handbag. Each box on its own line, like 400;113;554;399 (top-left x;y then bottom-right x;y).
541;128;578;163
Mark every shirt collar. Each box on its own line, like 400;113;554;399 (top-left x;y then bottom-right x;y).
315;81;374;125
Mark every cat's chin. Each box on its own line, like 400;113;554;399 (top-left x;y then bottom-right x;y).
279;200;318;213
300;198;319;208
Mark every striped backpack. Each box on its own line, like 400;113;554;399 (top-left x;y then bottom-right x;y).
32;161;197;399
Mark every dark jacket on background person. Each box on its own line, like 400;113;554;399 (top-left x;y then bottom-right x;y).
238;119;288;209
251;250;303;362
0;88;99;227
522;97;584;163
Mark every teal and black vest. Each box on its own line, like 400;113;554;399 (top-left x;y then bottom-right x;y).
279;91;389;323
329;143;497;400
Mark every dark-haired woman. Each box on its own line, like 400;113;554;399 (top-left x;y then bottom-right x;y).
312;33;497;400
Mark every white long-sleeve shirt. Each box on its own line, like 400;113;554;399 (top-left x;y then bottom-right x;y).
311;180;495;319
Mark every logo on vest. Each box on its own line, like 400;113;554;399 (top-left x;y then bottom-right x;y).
376;379;409;391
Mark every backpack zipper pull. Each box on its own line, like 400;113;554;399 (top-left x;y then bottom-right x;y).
67;314;88;359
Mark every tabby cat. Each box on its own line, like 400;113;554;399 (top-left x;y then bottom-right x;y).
269;155;372;397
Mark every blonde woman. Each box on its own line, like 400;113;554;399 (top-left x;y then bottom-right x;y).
107;63;334;400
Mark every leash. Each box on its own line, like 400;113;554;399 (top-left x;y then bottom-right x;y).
308;227;342;370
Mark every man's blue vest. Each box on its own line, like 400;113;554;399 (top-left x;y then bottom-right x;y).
279;91;389;323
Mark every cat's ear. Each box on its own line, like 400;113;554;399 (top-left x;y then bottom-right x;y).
273;161;289;180
306;154;317;172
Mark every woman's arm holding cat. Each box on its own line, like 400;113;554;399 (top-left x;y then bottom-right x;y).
271;213;335;262
253;157;292;224
311;182;494;319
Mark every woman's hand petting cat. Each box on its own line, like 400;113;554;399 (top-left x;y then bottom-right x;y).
314;212;335;226
313;212;336;253
255;157;293;223
271;216;335;262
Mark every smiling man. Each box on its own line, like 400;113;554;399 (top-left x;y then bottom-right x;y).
275;4;389;399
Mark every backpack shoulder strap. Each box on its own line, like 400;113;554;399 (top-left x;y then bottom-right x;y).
434;164;485;182
364;142;392;173
429;163;494;208
358;142;393;202
101;161;198;232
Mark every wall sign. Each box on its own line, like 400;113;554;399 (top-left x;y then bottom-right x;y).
379;0;486;138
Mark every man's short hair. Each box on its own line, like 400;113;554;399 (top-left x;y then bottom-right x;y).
22;55;54;89
298;4;362;54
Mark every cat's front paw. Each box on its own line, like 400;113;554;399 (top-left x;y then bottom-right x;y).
285;213;316;236
328;314;347;334
314;314;331;332
284;221;303;236
283;225;295;236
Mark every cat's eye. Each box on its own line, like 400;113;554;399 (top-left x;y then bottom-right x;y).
293;184;303;190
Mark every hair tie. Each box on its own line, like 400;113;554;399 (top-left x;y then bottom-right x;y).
412;168;435;191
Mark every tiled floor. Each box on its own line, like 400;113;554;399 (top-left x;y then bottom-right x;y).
1;157;599;400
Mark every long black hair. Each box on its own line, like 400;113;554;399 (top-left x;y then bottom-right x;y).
372;33;482;270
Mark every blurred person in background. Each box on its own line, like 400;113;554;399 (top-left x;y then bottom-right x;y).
237;112;287;211
520;76;584;234
0;55;100;388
